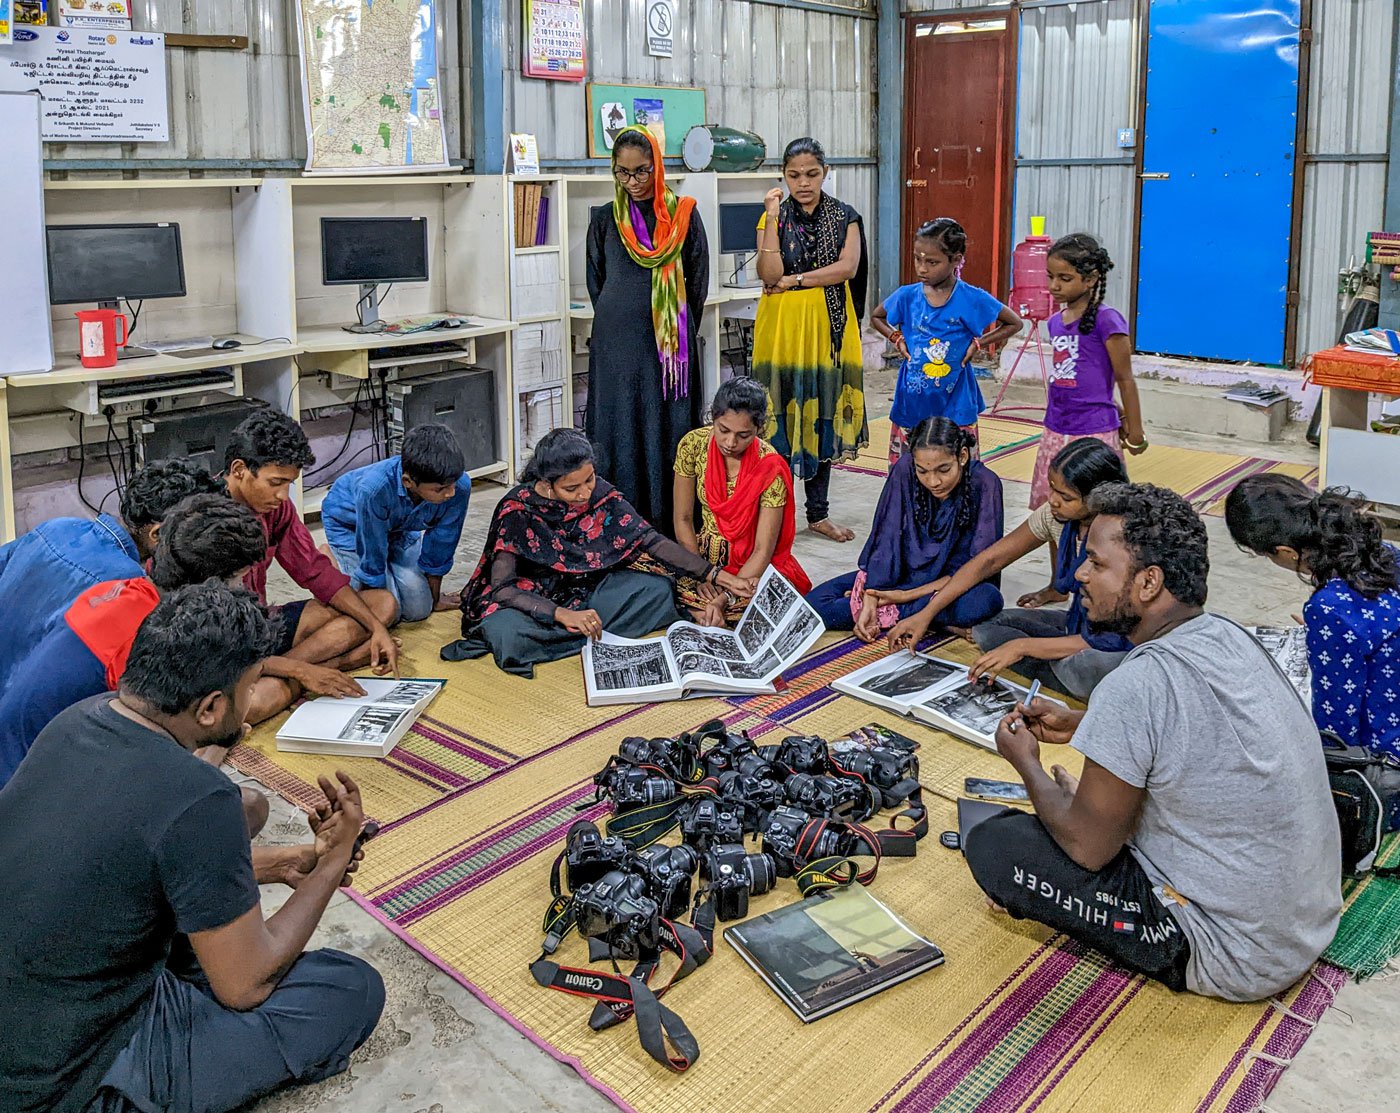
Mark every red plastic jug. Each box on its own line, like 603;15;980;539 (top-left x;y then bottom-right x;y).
75;308;128;368
1010;216;1054;321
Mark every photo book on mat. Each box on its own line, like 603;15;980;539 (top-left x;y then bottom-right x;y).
275;678;446;758
581;566;824;706
724;883;944;1023
1248;624;1311;708
832;651;1065;751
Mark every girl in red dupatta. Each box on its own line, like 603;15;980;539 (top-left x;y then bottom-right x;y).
673;378;811;627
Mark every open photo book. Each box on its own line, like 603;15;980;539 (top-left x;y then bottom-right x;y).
724;883;944;1023
832;651;1066;751
581;566;825;707
275;678;446;758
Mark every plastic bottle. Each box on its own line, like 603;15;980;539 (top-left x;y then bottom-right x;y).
1010;215;1054;322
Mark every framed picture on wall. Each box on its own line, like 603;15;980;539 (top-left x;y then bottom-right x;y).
523;0;586;82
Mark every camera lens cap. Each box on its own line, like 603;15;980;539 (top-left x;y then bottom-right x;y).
939;830;961;851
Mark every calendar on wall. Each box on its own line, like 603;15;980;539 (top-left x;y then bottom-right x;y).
523;0;586;83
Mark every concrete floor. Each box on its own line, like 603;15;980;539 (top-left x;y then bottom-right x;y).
242;357;1397;1113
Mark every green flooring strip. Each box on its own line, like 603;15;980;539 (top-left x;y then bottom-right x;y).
1324;832;1400;977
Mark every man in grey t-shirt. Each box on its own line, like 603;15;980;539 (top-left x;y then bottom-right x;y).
964;483;1341;1001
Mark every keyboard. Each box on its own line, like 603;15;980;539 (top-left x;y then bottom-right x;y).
97;367;236;402
369;340;470;360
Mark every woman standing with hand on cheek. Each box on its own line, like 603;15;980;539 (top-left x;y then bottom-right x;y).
585;125;709;529
753;137;869;543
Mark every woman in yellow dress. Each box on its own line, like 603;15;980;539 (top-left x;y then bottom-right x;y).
753;136;869;543
672;378;811;627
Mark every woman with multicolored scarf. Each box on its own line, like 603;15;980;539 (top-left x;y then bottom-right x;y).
753;136;870;543
585;125;709;531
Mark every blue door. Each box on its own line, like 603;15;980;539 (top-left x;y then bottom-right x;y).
1135;0;1300;364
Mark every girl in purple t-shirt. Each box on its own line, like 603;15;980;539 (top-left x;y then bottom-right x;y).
1026;234;1147;515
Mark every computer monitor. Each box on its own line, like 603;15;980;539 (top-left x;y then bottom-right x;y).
46;222;186;308
321;216;430;329
719;202;767;288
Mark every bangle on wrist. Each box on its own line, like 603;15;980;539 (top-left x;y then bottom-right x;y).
1124;436;1148;450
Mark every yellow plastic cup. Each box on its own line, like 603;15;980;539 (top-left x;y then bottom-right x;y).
1030;215;1047;237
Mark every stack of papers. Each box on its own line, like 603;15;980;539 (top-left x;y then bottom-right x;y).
1344;328;1400;357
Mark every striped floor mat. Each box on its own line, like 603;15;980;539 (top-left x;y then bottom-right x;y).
234;616;1350;1113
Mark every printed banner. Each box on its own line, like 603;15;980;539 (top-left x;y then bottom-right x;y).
0;26;168;142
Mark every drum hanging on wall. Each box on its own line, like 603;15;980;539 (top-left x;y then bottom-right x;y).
682;125;766;173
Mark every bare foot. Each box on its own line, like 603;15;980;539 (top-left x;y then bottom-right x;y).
808;518;855;543
946;625;977;644
986;897;1008;915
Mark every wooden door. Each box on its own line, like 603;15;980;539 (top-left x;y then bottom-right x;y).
901;16;1015;296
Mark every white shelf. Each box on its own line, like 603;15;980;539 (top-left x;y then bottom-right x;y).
367;350;475;371
469;459;510;480
8;338;301;389
44;177;263;192
515;244;561;255
297;317;516;353
568;305;594;321
516;311;565;325
288;174;473;189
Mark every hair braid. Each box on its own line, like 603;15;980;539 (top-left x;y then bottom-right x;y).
1048;234;1116;335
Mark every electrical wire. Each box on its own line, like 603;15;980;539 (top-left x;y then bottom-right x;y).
123;298;144;339
76;419;100;514
104;410;128;494
303;380;367;485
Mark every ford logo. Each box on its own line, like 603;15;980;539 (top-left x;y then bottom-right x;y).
15;28;38;40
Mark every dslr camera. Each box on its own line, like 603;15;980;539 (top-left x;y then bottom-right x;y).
835;747;920;808
758;734;831;779
617;733;700;784
679;797;745;853
564;820;633;892
630;844;698;920
573;870;662;959
784;772;879;823
702;730;774;780
716;769;787;832
594;756;676;809
700;842;777;921
760;805;848;877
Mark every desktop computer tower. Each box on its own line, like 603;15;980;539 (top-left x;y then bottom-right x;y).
387;367;497;472
129;398;268;475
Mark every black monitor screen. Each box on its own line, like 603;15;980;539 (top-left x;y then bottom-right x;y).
719;202;767;255
46;223;186;305
321;217;430;285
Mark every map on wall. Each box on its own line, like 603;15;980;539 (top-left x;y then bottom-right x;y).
295;0;449;174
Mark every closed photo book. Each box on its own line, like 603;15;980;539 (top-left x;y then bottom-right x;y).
832;651;1065;751
724;884;944;1023
275;678;446;758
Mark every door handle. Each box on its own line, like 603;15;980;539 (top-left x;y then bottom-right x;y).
913;146;922;170
1141;172;1170;180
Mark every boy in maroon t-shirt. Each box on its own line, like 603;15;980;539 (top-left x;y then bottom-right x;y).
223;410;401;724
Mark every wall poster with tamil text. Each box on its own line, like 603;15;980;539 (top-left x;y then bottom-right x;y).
295;0;449;174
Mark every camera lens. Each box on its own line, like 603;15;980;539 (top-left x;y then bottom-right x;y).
745;852;777;894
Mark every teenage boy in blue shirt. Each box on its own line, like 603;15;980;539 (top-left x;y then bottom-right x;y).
321;423;471;622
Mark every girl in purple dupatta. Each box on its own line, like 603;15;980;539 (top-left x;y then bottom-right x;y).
806;418;1004;642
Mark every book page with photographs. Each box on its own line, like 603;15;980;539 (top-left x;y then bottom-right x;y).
582;568;825;705
831;651;963;714
912;673;1064;751
1248;624;1311;708
276;678;445;756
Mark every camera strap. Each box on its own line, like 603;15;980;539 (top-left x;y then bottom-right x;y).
871;783;929;858
791;817;881;896
529;906;715;1073
605;774;724;848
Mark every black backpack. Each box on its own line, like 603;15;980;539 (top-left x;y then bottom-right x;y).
1322;734;1400;878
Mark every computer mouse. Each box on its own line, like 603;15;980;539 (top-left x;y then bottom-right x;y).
211;338;242;350
437;317;466;329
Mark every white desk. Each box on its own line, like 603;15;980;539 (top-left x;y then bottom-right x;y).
296;316;517;380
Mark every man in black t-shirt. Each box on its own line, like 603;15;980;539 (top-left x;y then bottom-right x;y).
0;583;384;1113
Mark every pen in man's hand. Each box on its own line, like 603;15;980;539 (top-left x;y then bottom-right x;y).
1009;680;1042;733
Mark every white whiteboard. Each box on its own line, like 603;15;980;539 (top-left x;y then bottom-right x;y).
0;26;169;142
0;91;53;375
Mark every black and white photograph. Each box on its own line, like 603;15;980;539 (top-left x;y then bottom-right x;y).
754;571;801;621
337;704;409;745
376;680;444;706
737;605;776;656
676;652;731;678
1250;624;1311;706
668;626;747;662
590;641;675;692
770;608;822;661
859;655;959;699
727;647;783;682
922;679;1019;737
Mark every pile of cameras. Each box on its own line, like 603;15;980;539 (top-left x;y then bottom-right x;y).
556;723;921;961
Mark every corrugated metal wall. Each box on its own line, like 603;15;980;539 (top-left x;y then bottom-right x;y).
1013;0;1138;315
42;0;470;166
500;0;878;288
1296;0;1395;358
